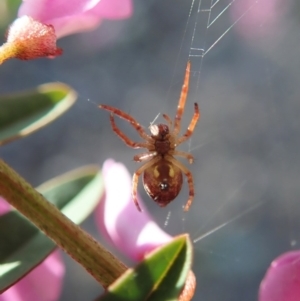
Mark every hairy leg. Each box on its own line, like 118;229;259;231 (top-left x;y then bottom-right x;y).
99;104;152;142
109;114;152;149
162;113;173;128
173;61;191;135
165;155;195;211
132;157;161;211
176;102;200;145
170;150;194;164
133;151;157;162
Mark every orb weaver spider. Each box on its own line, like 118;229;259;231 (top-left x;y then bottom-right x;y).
99;61;200;212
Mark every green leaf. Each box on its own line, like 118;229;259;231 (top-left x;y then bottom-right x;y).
0;165;103;292
99;234;192;301
0;82;77;146
0;1;21;33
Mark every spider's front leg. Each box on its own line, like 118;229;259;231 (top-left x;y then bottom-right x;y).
173;61;191;135
176;102;200;145
109;114;151;149
99;104;152;142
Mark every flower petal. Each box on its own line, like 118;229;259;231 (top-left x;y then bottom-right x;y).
259;251;300;301
0;251;64;301
18;0;132;38
90;0;132;19
0;198;65;301
0;197;10;215
0;16;62;64
230;0;286;39
95;159;172;262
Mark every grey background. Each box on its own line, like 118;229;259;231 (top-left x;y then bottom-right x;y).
1;0;300;300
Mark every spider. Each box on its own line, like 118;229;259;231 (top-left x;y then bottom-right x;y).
99;61;200;212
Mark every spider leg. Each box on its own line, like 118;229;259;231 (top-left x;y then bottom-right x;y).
173;61;191;135
134;151;157;162
176;102;200;145
99;104;152;142
165;155;195;211
162;113;172;128
109;114;152;149
132;157;161;212
170;150;194;164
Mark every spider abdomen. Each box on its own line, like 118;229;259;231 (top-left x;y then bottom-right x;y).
143;160;183;207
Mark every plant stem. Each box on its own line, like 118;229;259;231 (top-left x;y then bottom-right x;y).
0;159;127;288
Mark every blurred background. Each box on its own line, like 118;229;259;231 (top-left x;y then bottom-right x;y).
1;0;300;300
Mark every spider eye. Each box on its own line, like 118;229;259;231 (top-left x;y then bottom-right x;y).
159;183;168;190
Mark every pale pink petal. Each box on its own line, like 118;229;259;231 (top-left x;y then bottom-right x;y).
90;0;132;19
18;0;132;38
230;0;287;39
35;15;104;40
95;159;172;262
0;197;11;215
0;198;65;300
259;251;300;301
0;251;64;301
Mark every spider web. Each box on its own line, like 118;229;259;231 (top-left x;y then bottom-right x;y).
173;0;260;91
161;1;300;300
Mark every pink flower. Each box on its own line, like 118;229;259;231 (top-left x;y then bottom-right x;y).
95;159;196;300
0;0;132;64
0;16;62;64
18;0;133;39
230;0;289;39
0;197;11;215
259;251;300;301
95;159;172;261
0;197;65;301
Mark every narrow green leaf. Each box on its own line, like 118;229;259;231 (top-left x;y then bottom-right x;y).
0;165;103;292
0;82;77;146
37;166;103;224
0;0;20;29
99;234;192;301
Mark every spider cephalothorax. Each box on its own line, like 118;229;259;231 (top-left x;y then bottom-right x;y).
149;124;172;155
99;61;200;212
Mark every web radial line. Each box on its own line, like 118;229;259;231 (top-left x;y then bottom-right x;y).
207;0;237;28
193;201;264;243
204;1;258;56
192;179;247;238
190;0;204;56
179;0;197;55
205;0;213;31
190;0;213;58
166;0;196;106
211;0;220;9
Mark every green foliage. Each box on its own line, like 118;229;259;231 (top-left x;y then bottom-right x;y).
0;166;103;292
0;0;21;31
0;83;76;145
99;235;192;301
